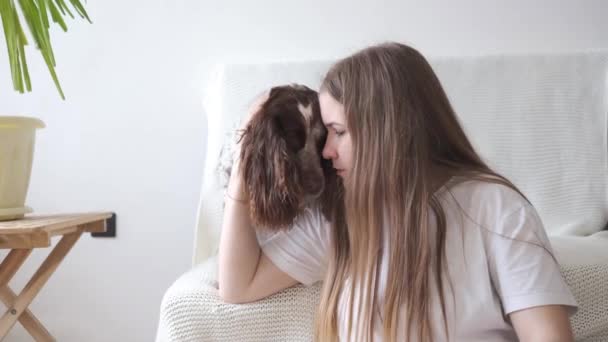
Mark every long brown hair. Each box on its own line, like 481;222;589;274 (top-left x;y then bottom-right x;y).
315;42;524;341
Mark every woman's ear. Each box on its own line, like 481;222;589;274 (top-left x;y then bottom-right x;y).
239;106;305;231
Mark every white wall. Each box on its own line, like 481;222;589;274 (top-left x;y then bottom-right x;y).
0;0;606;340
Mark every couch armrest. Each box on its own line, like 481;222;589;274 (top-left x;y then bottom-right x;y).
550;234;608;340
560;263;608;340
156;256;321;342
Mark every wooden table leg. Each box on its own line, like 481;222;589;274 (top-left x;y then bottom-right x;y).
0;287;54;341
0;249;32;287
0;231;83;340
0;249;53;341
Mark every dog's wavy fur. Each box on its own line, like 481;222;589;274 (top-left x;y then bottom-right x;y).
238;84;340;232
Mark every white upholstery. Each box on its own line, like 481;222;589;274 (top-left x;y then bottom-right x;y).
194;52;608;265
158;51;608;341
156;252;608;341
156;256;320;342
552;233;608;339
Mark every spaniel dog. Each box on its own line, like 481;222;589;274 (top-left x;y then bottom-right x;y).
237;84;340;232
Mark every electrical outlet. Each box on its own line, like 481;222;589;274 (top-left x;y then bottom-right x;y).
92;212;117;237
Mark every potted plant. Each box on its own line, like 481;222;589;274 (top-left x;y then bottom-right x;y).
0;0;91;220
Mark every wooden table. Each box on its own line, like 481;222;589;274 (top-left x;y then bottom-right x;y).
0;212;112;341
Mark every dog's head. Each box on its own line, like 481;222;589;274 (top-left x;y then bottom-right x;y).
239;84;337;231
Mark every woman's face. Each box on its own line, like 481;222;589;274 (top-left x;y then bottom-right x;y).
320;91;353;179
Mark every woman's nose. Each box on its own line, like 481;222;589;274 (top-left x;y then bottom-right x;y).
322;139;336;160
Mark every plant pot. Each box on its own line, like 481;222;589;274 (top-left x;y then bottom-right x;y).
0;116;45;221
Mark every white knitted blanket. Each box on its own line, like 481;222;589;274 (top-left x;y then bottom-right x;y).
155;256;318;342
156;249;608;342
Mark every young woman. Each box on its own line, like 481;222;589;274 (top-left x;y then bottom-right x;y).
218;42;577;341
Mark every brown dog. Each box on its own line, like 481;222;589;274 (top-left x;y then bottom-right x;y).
238;84;340;231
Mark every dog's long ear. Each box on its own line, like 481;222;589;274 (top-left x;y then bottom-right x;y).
240;90;306;231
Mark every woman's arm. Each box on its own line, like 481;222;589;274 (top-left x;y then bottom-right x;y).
510;305;574;342
217;92;299;304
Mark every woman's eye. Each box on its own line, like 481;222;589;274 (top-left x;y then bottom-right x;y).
335;130;345;137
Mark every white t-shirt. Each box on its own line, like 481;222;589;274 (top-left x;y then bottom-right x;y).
260;179;578;341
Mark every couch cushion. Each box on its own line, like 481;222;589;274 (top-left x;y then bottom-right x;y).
433;53;608;238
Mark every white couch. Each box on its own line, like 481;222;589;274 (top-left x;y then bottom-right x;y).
156;51;608;341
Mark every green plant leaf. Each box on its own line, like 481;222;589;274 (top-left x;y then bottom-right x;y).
18;33;31;91
53;0;73;19
47;0;68;32
38;0;49;29
1;0;24;92
1;0;91;99
66;0;90;23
